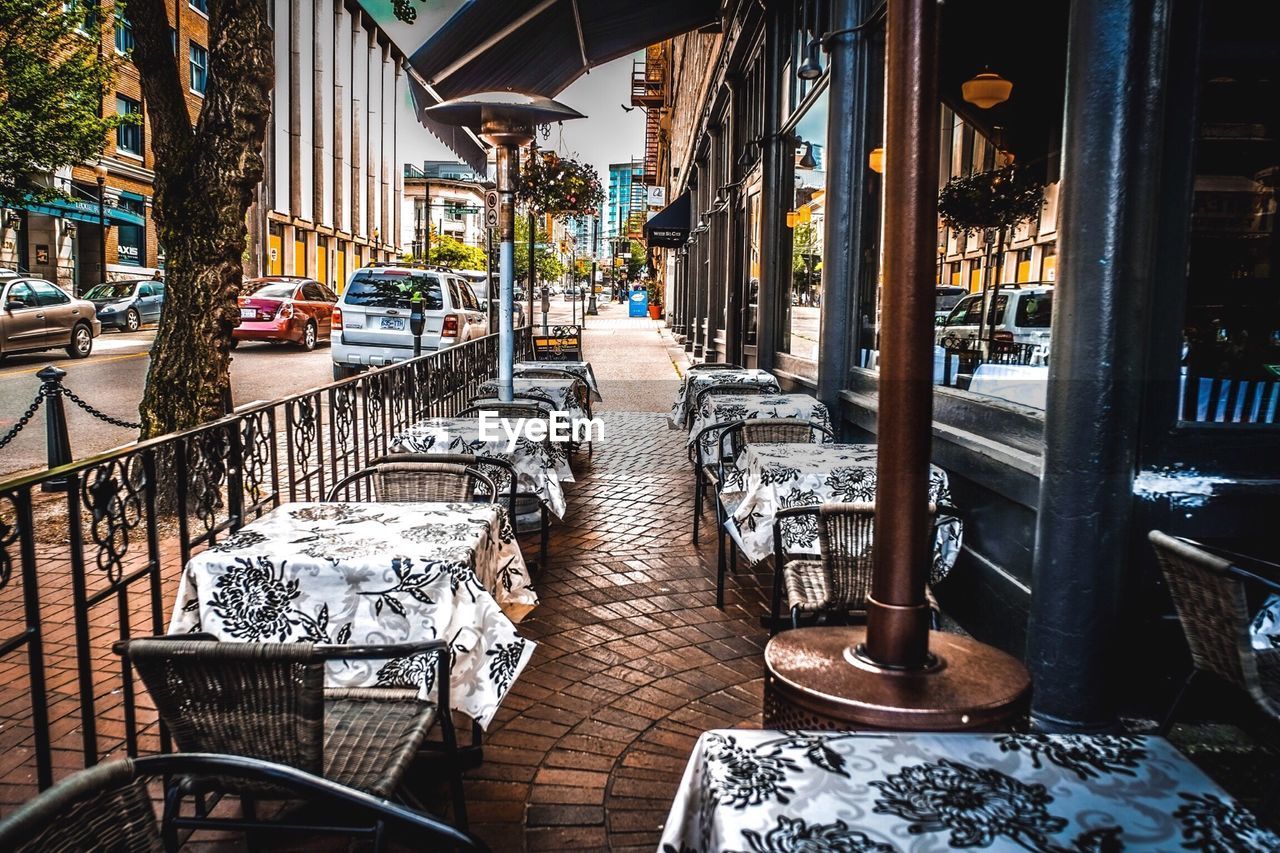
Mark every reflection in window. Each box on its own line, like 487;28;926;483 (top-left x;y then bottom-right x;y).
1180;4;1280;424
785;86;827;362
745;189;761;347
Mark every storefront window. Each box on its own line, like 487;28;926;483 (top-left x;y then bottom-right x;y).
784;85;827;361
1179;4;1280;424
116;194;145;266
745;188;761;347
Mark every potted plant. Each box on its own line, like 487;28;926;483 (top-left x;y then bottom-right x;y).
646;279;663;320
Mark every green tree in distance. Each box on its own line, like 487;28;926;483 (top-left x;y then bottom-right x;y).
0;0;123;206
514;215;563;284
404;229;486;270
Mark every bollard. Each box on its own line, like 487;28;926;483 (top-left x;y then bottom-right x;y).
38;365;73;493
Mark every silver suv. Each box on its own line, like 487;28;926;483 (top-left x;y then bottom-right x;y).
331;265;487;380
936;284;1053;359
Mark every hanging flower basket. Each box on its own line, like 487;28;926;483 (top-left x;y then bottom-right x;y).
517;150;604;216
937;166;1045;235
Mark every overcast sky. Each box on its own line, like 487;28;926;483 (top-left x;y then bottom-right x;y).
362;1;647;191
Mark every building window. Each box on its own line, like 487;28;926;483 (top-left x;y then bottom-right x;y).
189;43;208;95
189;0;209;14
116;95;142;155
170;28;177;55
1040;243;1056;282
1015;247;1033;282
783;84;828;362
114;13;134;54
116;195;146;266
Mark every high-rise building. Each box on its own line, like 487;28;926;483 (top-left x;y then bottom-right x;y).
606;162;643;244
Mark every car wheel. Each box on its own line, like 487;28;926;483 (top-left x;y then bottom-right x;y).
124;309;141;332
333;363;361;381
300;321;318;351
66;323;93;359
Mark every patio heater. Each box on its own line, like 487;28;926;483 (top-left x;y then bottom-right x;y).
764;0;1030;730
426;94;585;401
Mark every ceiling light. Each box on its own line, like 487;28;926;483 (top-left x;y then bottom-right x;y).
962;70;1013;109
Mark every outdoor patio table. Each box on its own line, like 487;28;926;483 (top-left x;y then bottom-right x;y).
669;368;781;429
726;443;960;583
169;501;535;727
514;360;602;402
659;729;1280;852
687;392;833;457
476;377;589;421
390;416;572;519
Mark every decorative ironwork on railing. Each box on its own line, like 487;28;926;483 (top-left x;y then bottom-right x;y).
0;329;530;810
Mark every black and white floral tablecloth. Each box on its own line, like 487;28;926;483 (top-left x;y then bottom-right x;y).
391;416;572;519
514;360;602;402
659;729;1279;853
670;369;782;429
477;377;590;421
688;393;833;457
726;443;961;583
169;502;536;727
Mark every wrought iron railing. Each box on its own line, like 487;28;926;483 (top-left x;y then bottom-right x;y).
0;329;530;809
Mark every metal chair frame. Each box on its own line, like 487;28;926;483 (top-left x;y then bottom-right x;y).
0;753;489;853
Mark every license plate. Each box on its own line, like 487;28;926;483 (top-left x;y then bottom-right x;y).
240;308;256;318
380;317;405;330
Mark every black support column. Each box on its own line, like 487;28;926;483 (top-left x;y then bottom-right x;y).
1027;0;1170;731
815;0;868;410
756;5;786;373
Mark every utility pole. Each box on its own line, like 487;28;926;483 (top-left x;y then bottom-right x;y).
423;178;431;264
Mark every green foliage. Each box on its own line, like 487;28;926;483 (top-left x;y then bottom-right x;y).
938;166;1044;235
0;0;125;206
404;230;486;270
518;150;604;216
514;215;563;284
625;239;646;281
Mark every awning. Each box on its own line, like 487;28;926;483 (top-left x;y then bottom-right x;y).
406;74;491;175
644;190;691;248
408;0;720;99
17;196;145;227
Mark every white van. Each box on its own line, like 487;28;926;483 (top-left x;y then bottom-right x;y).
331;265;487;380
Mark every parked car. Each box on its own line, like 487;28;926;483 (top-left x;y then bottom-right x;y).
935;284;1054;357
457;269;526;328
84;279;166;332
934;286;968;324
331;265;488;380
0;273;101;360
233;277;337;351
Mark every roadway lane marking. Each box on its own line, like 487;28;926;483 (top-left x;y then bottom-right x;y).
0;351;150;380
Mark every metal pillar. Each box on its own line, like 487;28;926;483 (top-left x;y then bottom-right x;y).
756;6;786;372
1028;0;1170;732
485;227;496;334
587;216;599;315
423;178;431;263
495;144;518;402
96;174;107;290
528;211;537;331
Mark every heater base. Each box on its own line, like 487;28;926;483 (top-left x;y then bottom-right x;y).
764;627;1030;730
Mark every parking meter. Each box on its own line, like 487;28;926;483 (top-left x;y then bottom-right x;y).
540;286;550;335
409;291;425;358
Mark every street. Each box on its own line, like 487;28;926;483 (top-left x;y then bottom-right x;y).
0;329;334;478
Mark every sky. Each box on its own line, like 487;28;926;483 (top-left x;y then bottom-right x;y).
361;0;647;194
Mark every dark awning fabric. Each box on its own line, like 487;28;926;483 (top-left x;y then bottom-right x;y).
19;196;144;227
644;190;691;248
406;75;491;175
408;0;720;99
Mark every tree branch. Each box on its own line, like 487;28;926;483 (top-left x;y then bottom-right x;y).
127;0;195;185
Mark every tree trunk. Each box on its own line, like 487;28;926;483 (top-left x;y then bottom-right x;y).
129;0;273;438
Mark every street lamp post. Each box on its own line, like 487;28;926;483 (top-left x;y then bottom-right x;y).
426;94;585;402
95;162;108;292
586;215;599;315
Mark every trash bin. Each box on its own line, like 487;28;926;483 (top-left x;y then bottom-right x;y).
629;289;649;318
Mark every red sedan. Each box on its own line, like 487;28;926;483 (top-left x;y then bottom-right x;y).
233;277;338;351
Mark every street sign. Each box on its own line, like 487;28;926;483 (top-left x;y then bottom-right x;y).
484;190;499;228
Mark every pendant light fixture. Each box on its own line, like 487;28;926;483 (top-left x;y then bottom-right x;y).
868;147;885;173
797;0;823;80
799;141;817;170
962;68;1013;109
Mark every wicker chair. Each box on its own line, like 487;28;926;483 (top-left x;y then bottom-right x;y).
703;418;836;609
325;453;497;503
769;503;941;634
1148;531;1280;733
460;398;552;421
686;362;743;372
114;635;471;833
687;381;772;430
0;754;489;853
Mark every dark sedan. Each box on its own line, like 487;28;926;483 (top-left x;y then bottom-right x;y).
84;280;166;332
233;277;337;351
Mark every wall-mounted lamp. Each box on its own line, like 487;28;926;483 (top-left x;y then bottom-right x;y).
786;210;798;228
798;142;817;170
797;36;823;80
63;219;78;238
796;205;812;224
868;147;884;173
961;69;1013;109
3;211;21;229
